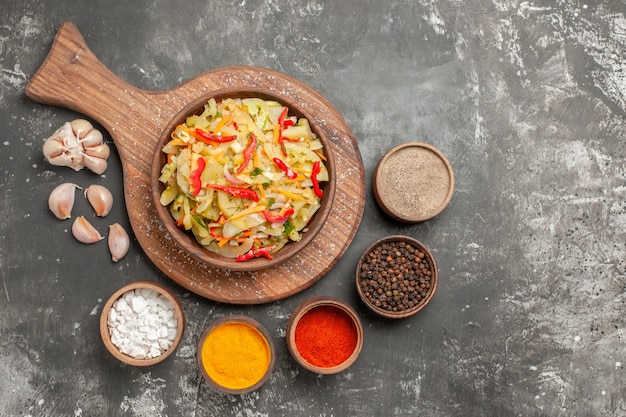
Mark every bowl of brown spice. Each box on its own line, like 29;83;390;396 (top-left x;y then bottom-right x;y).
373;142;454;222
355;235;438;319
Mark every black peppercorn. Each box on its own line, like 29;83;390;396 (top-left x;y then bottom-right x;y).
357;239;435;315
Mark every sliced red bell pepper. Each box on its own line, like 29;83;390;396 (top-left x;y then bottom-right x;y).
209;226;222;240
278;107;287;126
189;157;206;196
272;157;297;180
206;184;259;202
278;107;295;127
277;108;289;156
311;160;323;198
237;133;257;174
263;207;294;223
236;245;276;262
194;128;237;144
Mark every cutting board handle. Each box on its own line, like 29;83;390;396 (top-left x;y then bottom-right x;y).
25;21;173;176
25;21;147;131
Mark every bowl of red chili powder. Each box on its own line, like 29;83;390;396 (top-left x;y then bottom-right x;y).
286;296;363;374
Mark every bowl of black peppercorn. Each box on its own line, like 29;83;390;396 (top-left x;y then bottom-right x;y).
355;235;438;319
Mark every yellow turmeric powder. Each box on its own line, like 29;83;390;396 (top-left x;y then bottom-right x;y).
200;321;271;390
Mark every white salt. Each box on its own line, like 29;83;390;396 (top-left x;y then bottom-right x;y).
107;288;178;359
131;296;148;313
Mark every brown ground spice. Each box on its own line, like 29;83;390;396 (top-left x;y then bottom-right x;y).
376;146;451;219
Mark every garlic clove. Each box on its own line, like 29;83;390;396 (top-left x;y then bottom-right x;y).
48;122;79;148
108;223;130;262
48;183;82;219
80;129;104;148
83;143;110;160
44;147;84;171
42;136;68;160
72;216;104;244
70;119;94;140
84;184;113;217
82;153;108;175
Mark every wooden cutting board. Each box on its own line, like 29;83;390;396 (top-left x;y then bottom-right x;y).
25;21;366;304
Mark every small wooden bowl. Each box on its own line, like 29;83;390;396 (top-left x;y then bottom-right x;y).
355;235;438;319
100;281;185;366
373;142;454;222
197;315;275;394
286;296;363;374
151;89;336;272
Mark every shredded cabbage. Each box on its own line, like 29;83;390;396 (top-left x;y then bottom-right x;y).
159;97;329;259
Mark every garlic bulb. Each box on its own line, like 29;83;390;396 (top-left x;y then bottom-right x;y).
108;223;130;262
43;119;110;174
48;183;81;220
72;216;104;244
85;184;113;217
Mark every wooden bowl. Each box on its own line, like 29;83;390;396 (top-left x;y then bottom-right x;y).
197;315;275;394
100;281;185;366
373;142;454;222
286;296;363;374
150;89;336;272
355;235;438;319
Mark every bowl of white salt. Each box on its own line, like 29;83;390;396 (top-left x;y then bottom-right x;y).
100;281;185;366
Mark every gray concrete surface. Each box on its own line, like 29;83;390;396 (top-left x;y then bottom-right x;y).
1;0;624;416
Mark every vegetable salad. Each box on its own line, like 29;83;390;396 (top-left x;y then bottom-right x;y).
159;97;329;261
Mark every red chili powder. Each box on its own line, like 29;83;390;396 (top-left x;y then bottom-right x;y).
294;305;358;368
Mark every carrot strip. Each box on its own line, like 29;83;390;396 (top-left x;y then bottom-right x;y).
256;184;266;200
313;150;327;161
228;204;267;221
176;214;185;227
214;116;232;132
278;204;292;217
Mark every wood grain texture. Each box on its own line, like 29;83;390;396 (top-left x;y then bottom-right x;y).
25;21;365;304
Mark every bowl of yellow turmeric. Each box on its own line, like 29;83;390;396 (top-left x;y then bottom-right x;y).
151;89;335;272
196;315;275;394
